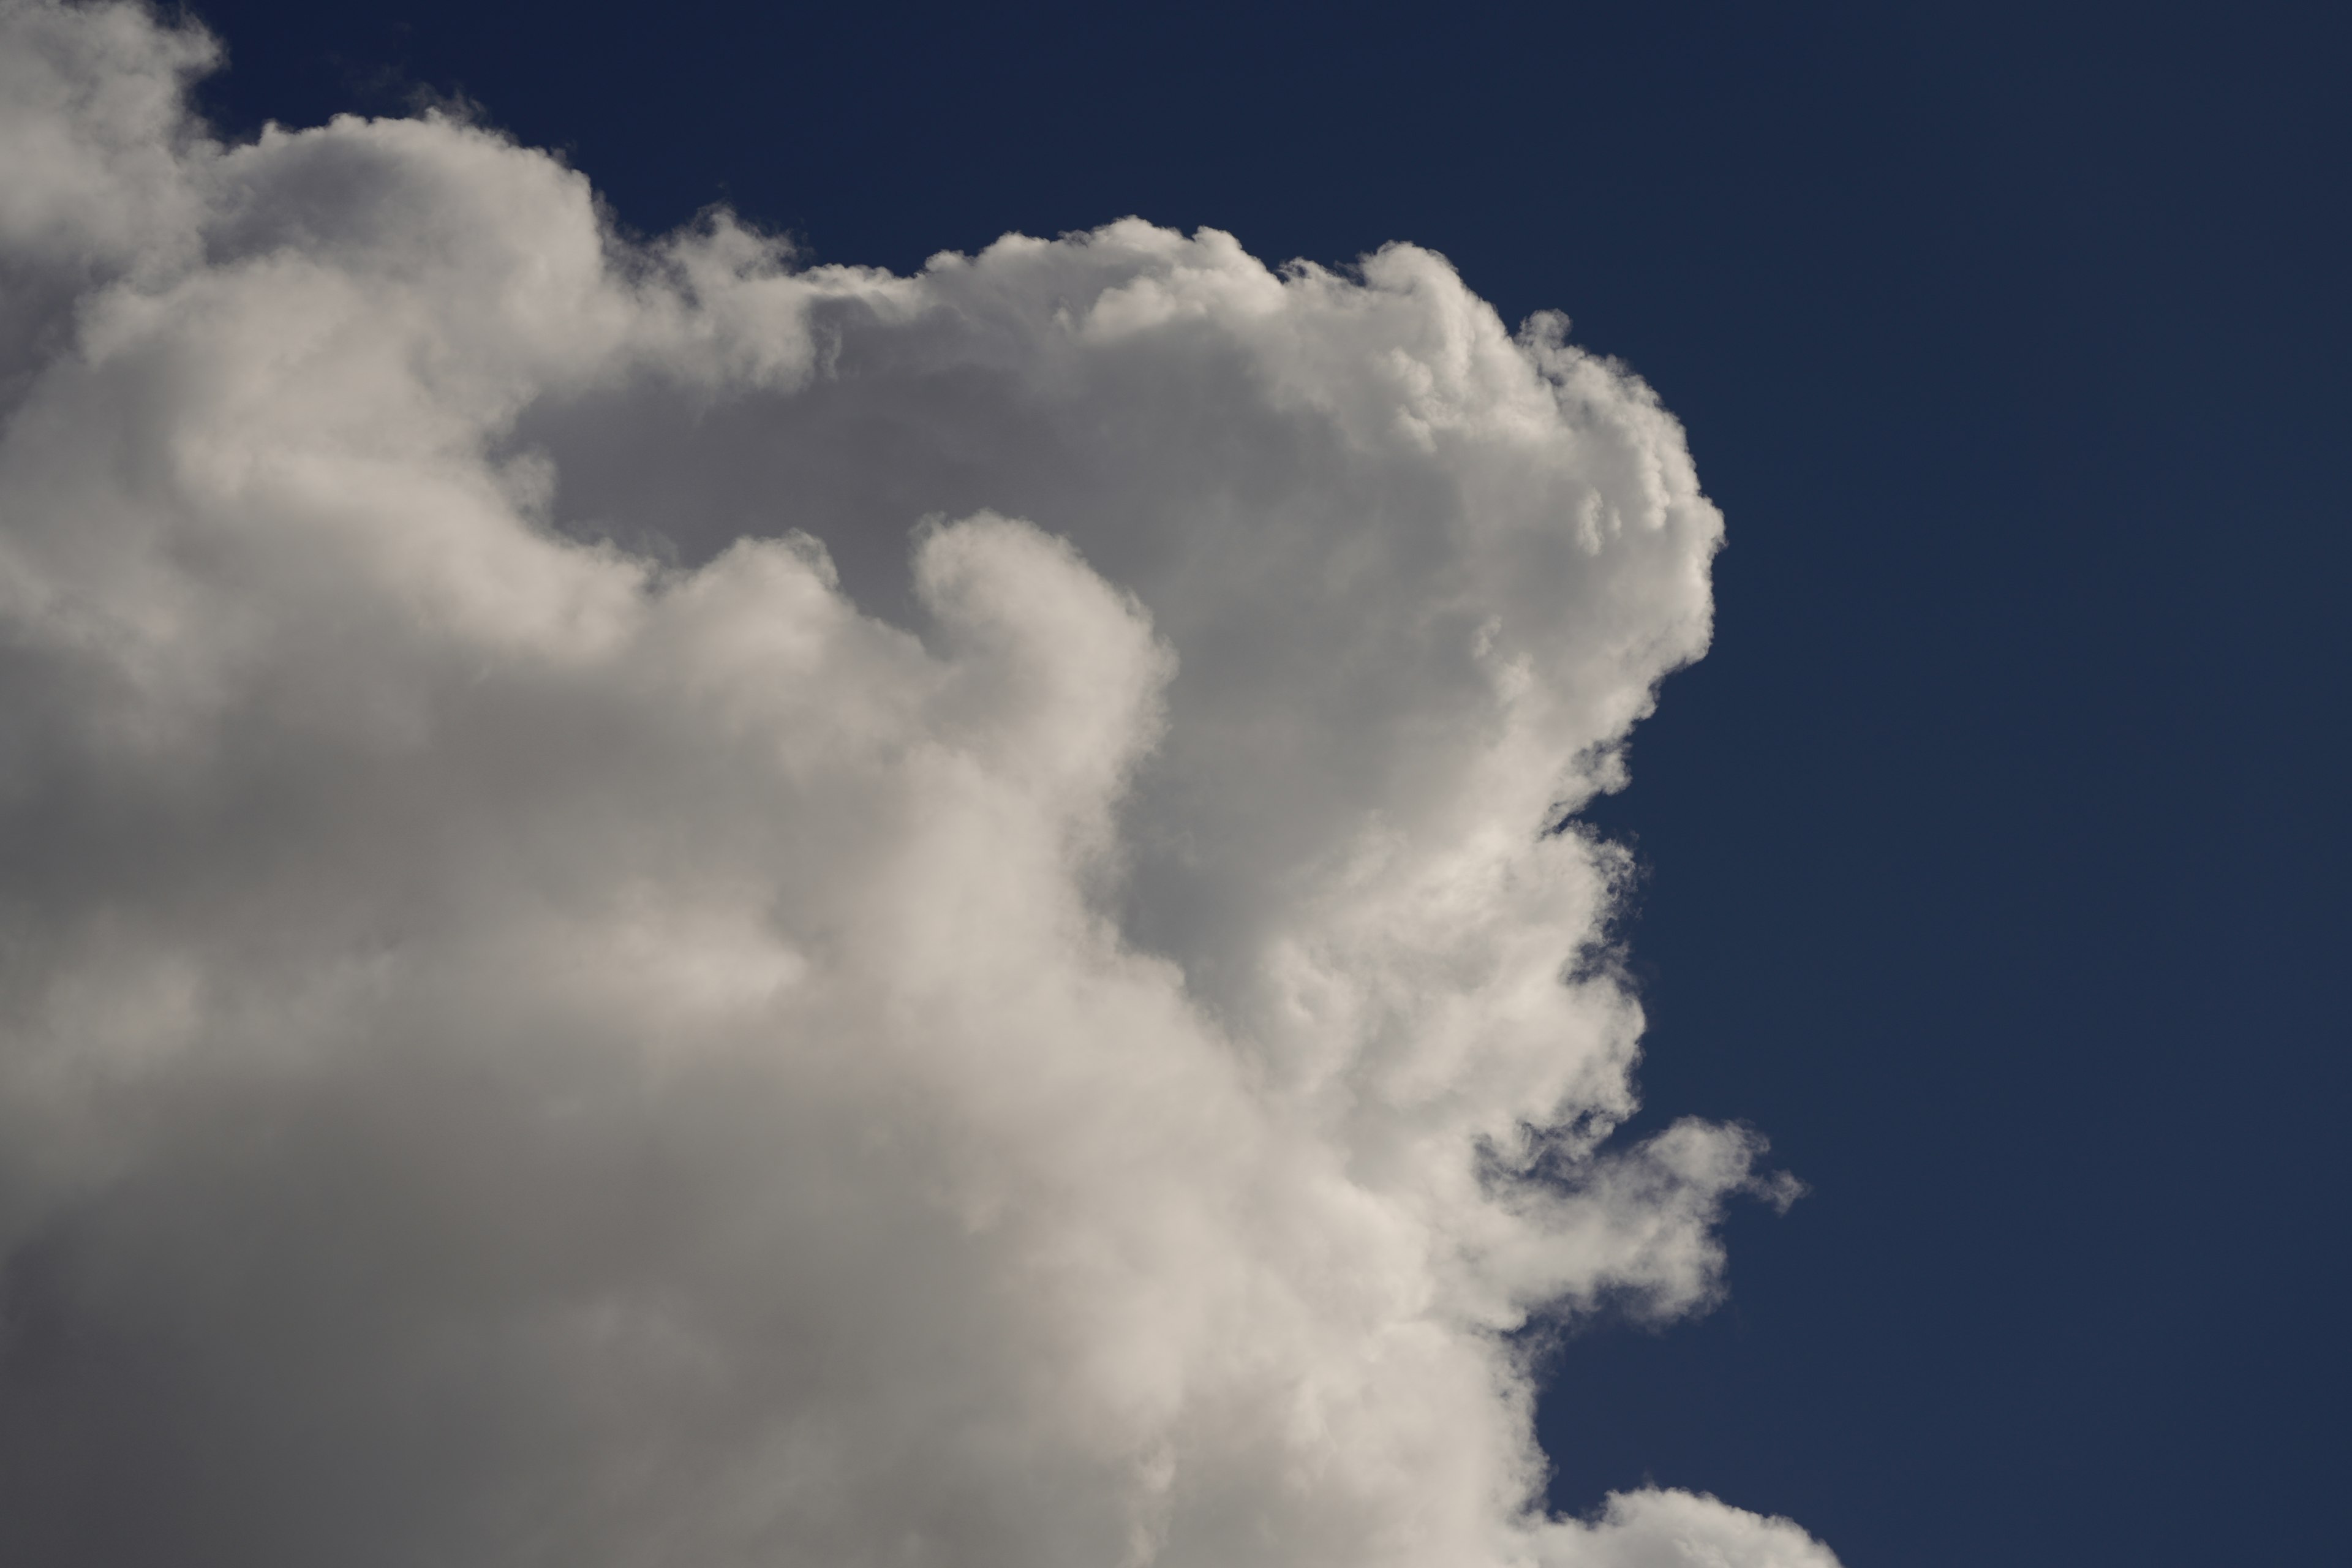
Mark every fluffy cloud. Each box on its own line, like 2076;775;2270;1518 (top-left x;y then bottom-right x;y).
0;4;1836;1565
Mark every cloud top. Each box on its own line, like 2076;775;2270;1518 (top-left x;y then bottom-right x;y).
0;4;1836;1565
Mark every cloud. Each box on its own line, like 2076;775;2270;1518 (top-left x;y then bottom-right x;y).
0;4;1838;1565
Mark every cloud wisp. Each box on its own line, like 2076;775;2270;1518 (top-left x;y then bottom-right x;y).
0;4;1837;1564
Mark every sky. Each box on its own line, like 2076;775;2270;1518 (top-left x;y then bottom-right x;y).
1;1;2347;1565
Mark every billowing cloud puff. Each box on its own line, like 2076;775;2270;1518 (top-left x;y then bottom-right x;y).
0;4;1837;1566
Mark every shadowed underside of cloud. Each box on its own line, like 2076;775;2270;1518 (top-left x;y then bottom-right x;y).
0;3;1837;1564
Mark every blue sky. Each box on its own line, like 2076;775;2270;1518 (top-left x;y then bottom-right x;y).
6;2;2347;1563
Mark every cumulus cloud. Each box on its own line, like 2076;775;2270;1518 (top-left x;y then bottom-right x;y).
0;4;1836;1565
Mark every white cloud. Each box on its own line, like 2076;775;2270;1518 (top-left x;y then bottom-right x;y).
0;4;1837;1565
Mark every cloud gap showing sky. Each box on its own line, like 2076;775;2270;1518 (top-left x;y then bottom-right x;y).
0;4;1837;1564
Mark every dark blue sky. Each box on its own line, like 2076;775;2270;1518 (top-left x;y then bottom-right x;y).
187;2;2350;1562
